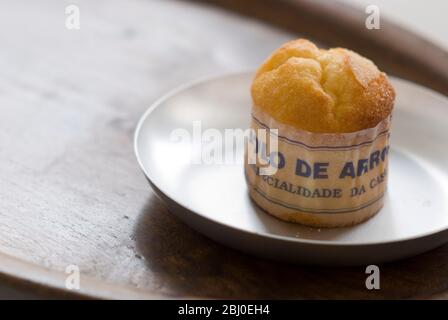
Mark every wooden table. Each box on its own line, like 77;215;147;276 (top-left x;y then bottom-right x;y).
1;0;447;299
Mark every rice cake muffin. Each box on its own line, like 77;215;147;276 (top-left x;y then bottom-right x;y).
245;39;395;227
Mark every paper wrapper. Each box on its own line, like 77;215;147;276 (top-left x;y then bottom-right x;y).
245;105;391;228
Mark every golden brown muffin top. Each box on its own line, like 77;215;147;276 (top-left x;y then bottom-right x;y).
251;39;395;133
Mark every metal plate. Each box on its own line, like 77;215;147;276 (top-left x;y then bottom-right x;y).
135;72;448;266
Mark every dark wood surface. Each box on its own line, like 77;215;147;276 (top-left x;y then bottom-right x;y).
0;0;447;299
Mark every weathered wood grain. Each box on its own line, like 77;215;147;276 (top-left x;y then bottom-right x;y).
0;0;447;299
